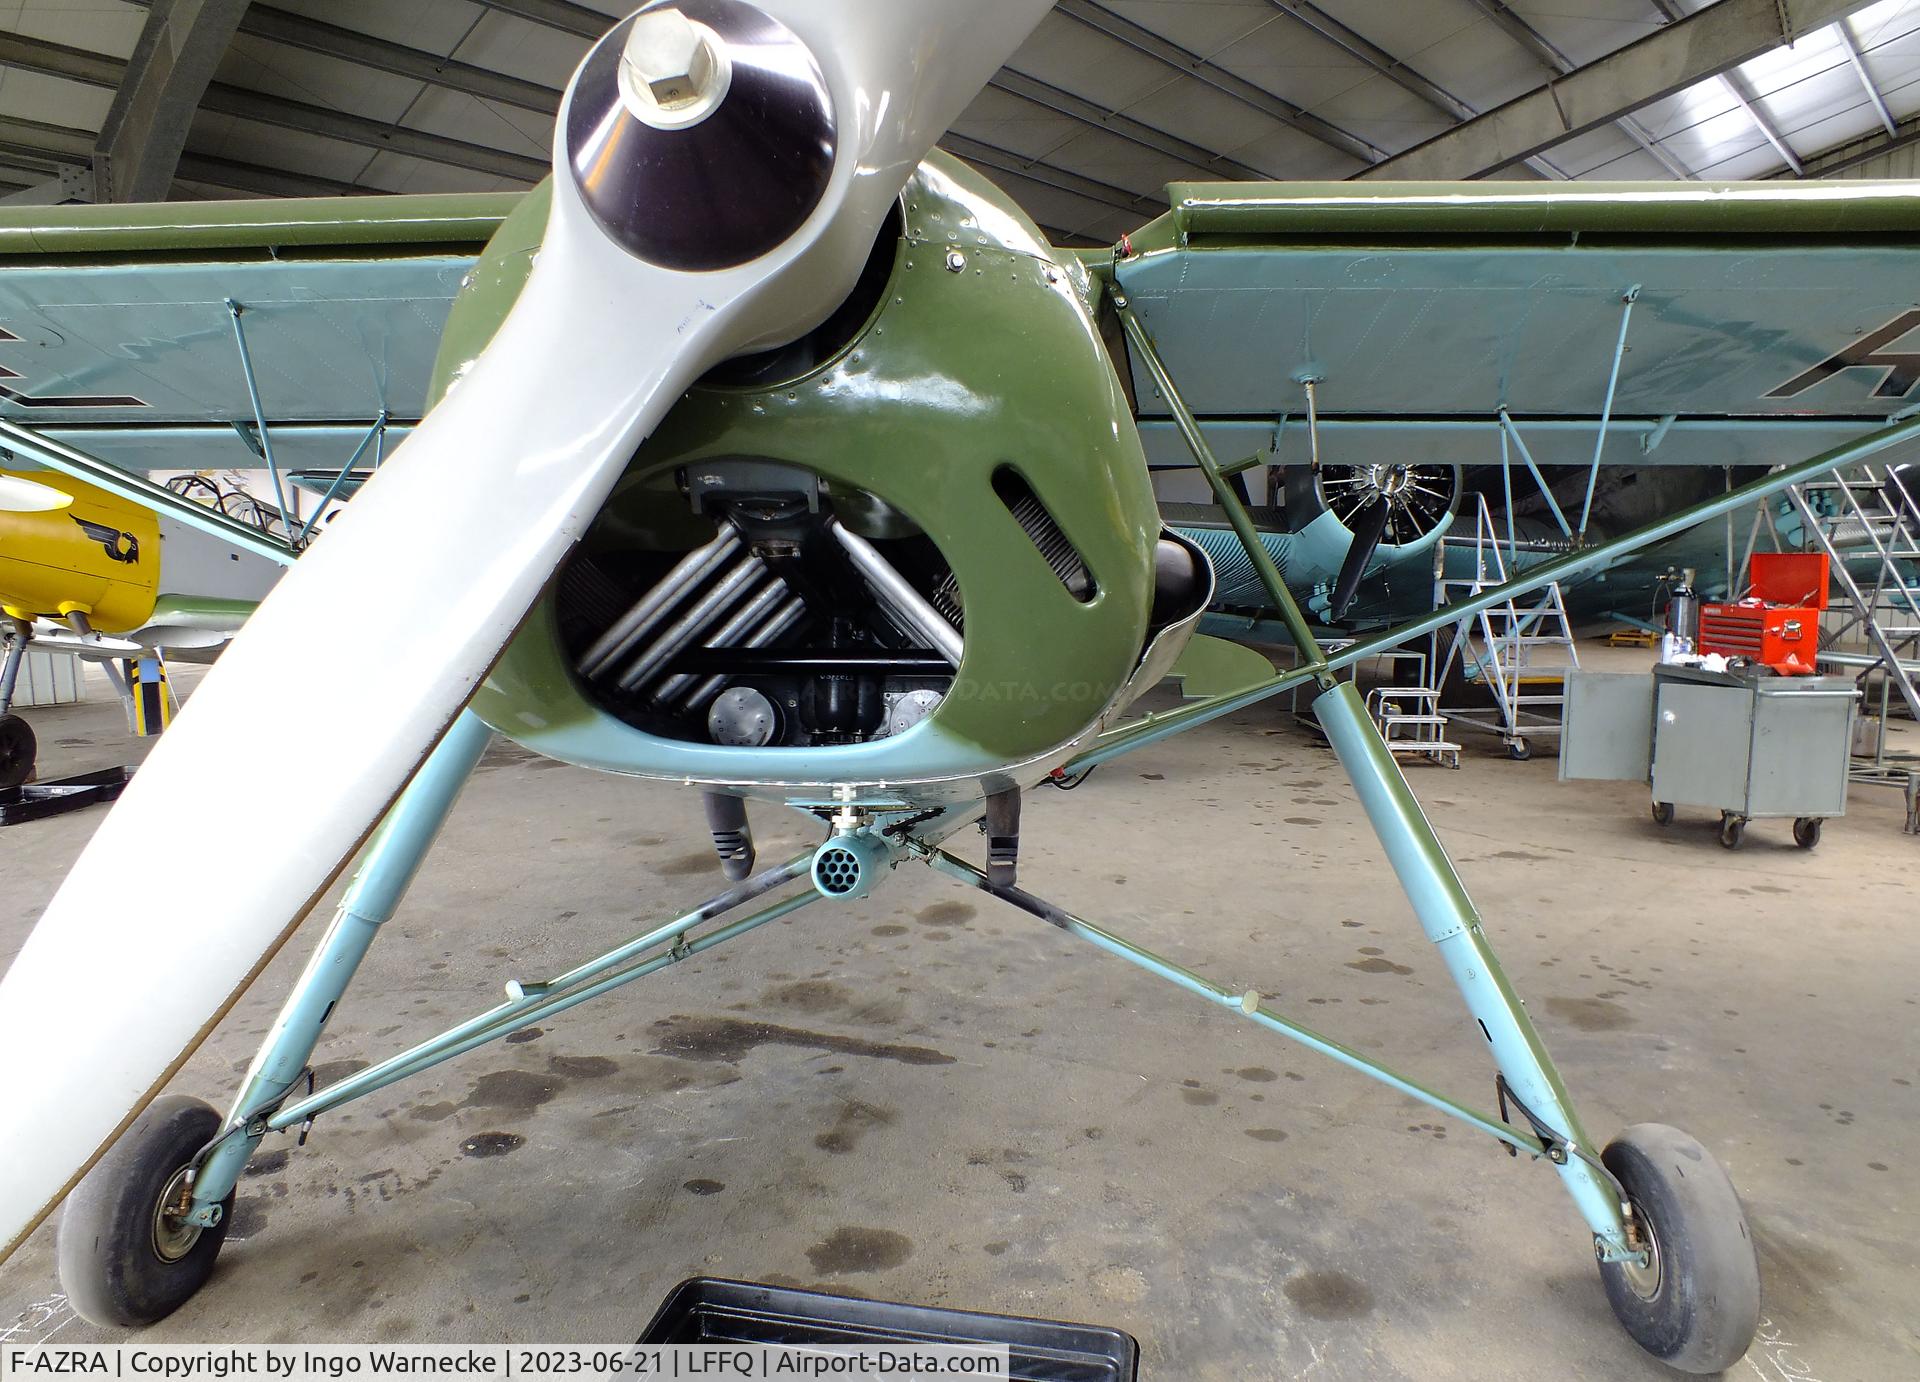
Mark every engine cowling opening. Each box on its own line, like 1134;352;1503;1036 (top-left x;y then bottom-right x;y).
556;460;962;749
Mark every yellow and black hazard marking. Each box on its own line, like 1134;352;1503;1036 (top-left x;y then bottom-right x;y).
126;655;172;736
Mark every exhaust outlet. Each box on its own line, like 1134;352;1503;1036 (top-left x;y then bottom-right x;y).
703;791;755;881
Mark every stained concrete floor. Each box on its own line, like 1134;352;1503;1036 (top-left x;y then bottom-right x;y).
1;656;1916;1380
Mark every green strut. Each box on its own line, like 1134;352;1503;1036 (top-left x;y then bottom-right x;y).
1111;294;1331;685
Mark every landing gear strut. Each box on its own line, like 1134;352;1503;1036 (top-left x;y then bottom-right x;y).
0;625;34;787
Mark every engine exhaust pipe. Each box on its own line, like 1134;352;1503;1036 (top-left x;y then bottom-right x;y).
579;526;740;678
828;520;963;665
655;581;792;703
614;559;769;692
679;595;807;711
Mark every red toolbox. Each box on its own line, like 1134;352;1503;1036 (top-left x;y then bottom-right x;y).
1697;553;1829;675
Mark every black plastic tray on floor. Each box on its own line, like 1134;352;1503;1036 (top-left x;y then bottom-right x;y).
0;766;133;826
640;1278;1138;1382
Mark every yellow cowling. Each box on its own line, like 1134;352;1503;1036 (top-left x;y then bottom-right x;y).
0;470;159;633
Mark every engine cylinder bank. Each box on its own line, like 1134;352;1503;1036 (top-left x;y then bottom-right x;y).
553;461;965;752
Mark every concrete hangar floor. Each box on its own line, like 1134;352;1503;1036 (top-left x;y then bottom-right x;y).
1;657;1914;1380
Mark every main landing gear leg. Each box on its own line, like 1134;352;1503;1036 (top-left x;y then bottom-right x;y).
0;620;35;788
56;711;495;1326
1311;681;1757;1372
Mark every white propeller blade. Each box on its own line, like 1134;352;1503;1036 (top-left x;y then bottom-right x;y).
0;474;74;512
0;0;1051;1263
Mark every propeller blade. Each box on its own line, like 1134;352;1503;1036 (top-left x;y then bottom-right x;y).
1331;499;1392;620
0;474;74;512
0;0;1053;1263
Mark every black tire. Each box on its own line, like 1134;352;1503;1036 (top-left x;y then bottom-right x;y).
1793;817;1821;849
0;713;34;788
1651;800;1675;827
1718;815;1745;850
1508;738;1532;761
1598;1123;1760;1374
57;1095;232;1327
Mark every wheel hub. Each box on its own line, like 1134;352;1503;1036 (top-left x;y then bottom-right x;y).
149;1167;203;1264
1617;1215;1663;1302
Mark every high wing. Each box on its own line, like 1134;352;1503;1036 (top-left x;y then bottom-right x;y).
1112;180;1920;471
0;194;515;475
1103;180;1920;621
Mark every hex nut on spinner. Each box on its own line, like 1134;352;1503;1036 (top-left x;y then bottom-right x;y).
617;8;733;129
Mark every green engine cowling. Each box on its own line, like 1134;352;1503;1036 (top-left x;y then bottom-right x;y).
428;152;1182;801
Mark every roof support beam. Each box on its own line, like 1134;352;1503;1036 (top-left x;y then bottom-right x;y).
1835;18;1898;138
0;167;92;206
1265;0;1566;179
1053;0;1382;167
1365;0;1880;180
0;30;547;185
1272;1;1473;121
0;111;371;199
1646;0;1800;176
189;2;1252;189
124;0;563;114
1780;107;1920;178
940;133;1154;217
1462;0;1693;179
93;0;251;202
1720;68;1804;174
987;69;1266;181
469;0;608;41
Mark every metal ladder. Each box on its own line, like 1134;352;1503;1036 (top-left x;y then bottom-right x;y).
1429;494;1581;760
1785;461;1920;831
1366;674;1461;769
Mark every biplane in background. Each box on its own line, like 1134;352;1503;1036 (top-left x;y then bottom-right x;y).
7;2;1920;1373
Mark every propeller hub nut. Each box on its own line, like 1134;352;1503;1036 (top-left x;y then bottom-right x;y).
618;8;730;126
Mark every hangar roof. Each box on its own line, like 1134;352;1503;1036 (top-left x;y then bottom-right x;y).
3;1;1919;245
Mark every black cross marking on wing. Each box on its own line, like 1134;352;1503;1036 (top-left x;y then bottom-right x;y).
0;327;149;408
1767;309;1920;400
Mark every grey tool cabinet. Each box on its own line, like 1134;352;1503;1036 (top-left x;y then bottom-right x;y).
1560;664;1856;849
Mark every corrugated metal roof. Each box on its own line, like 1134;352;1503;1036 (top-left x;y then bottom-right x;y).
2;1;1918;244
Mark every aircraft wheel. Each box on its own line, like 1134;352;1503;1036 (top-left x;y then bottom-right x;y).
1598;1123;1759;1374
1507;738;1532;762
57;1095;232;1327
0;713;35;788
1793;817;1822;850
1717;814;1746;850
1650;800;1674;827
